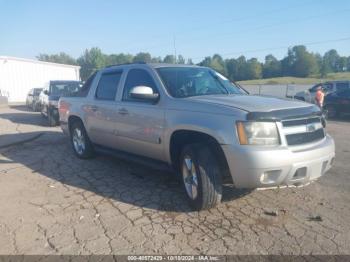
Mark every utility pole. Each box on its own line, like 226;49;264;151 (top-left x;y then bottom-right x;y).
173;35;177;64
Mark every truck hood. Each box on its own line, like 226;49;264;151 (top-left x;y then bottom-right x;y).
187;94;310;112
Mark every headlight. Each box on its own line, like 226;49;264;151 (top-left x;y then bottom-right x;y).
236;121;280;145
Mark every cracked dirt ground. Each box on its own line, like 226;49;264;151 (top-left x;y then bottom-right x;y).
0;105;350;255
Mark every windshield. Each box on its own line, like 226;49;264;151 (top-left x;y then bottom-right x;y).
49;82;81;95
156;67;245;98
33;89;42;96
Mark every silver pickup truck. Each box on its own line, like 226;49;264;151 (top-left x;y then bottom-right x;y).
59;63;335;210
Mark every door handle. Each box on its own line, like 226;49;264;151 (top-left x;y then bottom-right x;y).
118;108;129;115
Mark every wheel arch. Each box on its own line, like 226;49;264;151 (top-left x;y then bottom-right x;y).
169;129;231;181
68;115;84;133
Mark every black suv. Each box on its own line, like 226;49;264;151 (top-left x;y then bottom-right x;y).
324;88;350;118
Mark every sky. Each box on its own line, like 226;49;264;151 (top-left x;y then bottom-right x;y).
1;0;350;62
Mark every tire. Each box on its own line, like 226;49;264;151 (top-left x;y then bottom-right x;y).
325;105;338;119
32;103;37;112
70;120;95;159
47;110;58;126
179;143;222;210
41;105;46;117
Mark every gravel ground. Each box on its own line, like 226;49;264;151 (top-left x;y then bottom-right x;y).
0;105;349;255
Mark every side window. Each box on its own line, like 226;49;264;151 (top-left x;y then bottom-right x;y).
323;83;332;91
123;69;158;101
95;71;122;100
310;84;320;92
336;82;349;92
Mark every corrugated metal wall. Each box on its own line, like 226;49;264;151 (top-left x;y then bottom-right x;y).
0;57;80;102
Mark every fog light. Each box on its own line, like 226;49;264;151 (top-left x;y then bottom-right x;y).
260;170;281;184
292;167;307;180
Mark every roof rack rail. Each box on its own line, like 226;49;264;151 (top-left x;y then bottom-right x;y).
105;61;146;68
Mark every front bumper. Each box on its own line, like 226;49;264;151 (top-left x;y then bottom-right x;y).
222;135;335;188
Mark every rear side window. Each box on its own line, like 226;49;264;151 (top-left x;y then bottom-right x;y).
96;71;122;100
123;69;157;101
336;82;349;91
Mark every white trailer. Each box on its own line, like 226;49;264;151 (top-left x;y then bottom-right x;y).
0;56;80;102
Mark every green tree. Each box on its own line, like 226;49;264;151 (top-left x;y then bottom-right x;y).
225;58;238;81
338;56;347;72
37;52;77;65
151;56;162;63
177;55;185;64
282;46;319;77
235;56;247;80
105;53;133;65
323;49;340;72
77;47;106;81
262;54;281;78
198;54;226;75
133;52;152;63
245;58;262;79
163;55;176;64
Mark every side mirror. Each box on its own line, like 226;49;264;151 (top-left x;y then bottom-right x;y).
130;86;159;102
43;90;49;95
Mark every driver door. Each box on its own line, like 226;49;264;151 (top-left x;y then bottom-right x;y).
114;68;166;161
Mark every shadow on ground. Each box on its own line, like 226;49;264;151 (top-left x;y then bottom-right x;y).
1;107;48;127
0;131;252;212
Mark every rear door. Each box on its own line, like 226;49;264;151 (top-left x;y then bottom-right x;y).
114;67;166;161
337;89;350;114
335;82;349;93
84;70;123;148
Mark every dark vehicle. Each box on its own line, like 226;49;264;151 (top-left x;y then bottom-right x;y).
324;89;350;118
25;88;42;111
295;81;350;104
39;80;81;126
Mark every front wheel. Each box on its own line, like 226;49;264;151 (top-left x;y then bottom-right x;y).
47;110;58;126
70;121;94;159
180;144;222;210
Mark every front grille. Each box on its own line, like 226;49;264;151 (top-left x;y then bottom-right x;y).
282;117;321;127
282;116;325;146
285;128;325;146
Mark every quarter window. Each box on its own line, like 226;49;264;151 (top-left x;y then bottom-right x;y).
123;69;158;101
95;71;122;100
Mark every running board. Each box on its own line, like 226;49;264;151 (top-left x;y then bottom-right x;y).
94;144;174;173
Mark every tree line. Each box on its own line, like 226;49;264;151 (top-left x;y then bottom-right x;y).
37;46;350;81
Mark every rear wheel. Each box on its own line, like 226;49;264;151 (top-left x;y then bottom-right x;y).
70;121;95;159
180;144;222;210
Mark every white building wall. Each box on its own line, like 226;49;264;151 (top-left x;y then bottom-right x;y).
0;56;80;102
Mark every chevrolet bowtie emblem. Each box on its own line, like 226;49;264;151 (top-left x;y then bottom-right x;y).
306;123;316;132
